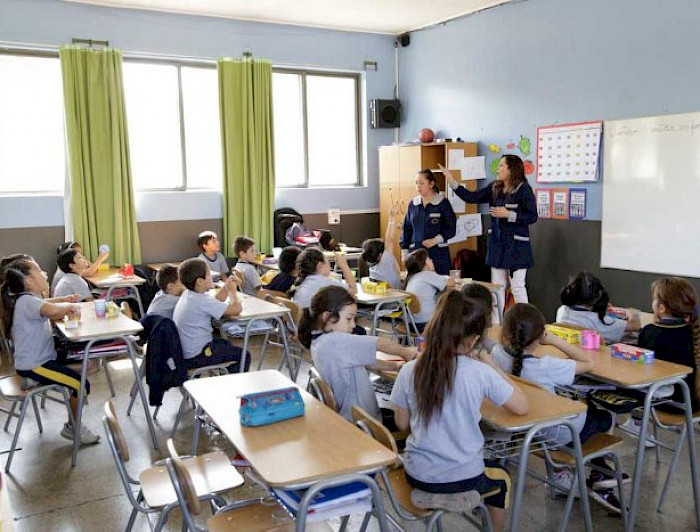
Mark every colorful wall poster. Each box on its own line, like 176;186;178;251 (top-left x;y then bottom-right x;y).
552;188;569;219
536;189;552;218
536;121;602;183
569;188;587;220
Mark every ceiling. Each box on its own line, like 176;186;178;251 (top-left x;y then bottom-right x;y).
64;0;514;35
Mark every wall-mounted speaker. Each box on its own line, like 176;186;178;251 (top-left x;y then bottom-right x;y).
370;99;401;129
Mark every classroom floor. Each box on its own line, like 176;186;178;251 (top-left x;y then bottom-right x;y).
1;338;699;532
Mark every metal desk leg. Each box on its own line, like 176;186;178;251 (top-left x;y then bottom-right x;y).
371;303;381;336
125;336;159;451
274;316;295;379
399;301;413;346
71;339;95;467
678;380;700;530
239;320;256;373
192;404;203;455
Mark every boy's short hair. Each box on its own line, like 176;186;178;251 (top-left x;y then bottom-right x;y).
233;236;255;257
56;241;79;255
278;246;302;274
178;258;209;291
156;264;180;292
57;249;78;274
197;231;217;252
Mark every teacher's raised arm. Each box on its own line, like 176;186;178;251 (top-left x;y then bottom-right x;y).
400;169;457;275
439;155;538;312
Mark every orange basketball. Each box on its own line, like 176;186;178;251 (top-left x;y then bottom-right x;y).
419;128;435;143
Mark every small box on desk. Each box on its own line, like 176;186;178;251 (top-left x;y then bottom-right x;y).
610;343;655;364
545;324;581;344
360;279;389;294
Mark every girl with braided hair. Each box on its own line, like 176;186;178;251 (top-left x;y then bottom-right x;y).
492;303;626;513
637;278;700;413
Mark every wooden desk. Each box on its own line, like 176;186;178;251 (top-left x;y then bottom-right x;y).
185;370;395;531
356;287;413;337
147;262;182;272
85;268;147;315
55;302;158;465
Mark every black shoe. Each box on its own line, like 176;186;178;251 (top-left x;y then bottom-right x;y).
588;470;631;490
588;488;622;516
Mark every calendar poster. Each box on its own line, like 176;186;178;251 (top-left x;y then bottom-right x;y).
569;188;587;220
536;121;602;183
536;189;552;218
552;188;569;220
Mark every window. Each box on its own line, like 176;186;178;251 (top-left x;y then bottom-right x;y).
0;54;65;194
123;62;222;191
273;70;361;188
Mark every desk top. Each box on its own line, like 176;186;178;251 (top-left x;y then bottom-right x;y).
355;287;409;305
373;353;585;431
147;262;182;272
86;268;146;287
55;302;143;341
211;291;291;321
397;272;502;293
487;324;691;388
184;370;397;487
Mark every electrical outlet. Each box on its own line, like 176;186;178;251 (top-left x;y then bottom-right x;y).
328;208;341;225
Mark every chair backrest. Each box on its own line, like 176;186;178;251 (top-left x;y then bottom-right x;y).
166;439;203;519
103;400;130;462
351;406;399;455
405;293;421;315
307;367;338;411
119;301;133;320
270;296;303;331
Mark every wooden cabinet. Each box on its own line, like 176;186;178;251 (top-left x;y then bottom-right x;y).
379;142;479;267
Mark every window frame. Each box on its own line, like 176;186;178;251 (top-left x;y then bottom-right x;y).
0;49;66;195
272;67;363;189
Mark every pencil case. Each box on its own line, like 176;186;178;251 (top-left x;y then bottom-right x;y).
610;343;655;365
239;387;305;427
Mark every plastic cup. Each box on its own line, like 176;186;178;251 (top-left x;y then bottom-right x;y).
272;247;282;259
449;269;462;282
95;299;106;317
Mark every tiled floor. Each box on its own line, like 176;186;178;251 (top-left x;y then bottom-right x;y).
1;339;700;531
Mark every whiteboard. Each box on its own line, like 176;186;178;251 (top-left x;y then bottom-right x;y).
601;111;700;277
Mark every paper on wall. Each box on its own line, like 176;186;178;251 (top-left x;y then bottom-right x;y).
459;156;487;180
447;185;466;213
448;213;482;244
447;149;463;170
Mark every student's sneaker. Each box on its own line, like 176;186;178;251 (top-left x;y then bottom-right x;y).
547;469;580;499
620;417;656;448
587;469;631;490
588;488;622;516
61;422;100;445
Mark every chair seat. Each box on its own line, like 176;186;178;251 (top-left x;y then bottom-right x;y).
381;468;433;518
654;409;700;427
0;375;51;398
535;433;624;465
140;451;243;508
208;503;332;532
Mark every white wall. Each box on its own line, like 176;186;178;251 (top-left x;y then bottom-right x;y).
0;0;396;228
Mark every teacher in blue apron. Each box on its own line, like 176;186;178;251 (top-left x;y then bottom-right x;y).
439;154;537;310
400;169;457;275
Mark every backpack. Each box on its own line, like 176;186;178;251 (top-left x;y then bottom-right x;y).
452;249;490;282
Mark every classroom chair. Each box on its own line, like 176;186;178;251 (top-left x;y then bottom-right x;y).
351;406;494;532
307;367;337;411
164;438;333;531
650;407;700;513
535;432;628;529
257;295;308;380
0;375;74;473
103;401;243;531
376;294;421;345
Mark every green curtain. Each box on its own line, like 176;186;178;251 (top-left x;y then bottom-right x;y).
218;57;275;254
60;45;141;264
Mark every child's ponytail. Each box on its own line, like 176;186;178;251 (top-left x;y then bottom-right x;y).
297;285;356;348
502;303;546;378
295;247;326;286
689;313;700;400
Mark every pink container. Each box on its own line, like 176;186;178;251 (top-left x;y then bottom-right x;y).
580;330;601;350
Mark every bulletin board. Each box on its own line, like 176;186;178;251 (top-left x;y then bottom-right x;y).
536;121;602;183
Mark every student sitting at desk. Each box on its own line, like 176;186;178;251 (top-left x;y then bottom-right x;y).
0;258;100;445
232;236;262;296
292;247;357;309
299;285;416;425
493;303;626;514
462;282;498;352
146;264;185;320
263;246;301;296
405;249;456;332
54;249;94;302
197;231;229;281
391;291;527;532
359;201;401;289
556;271;640;344
50;241;109;296
173;258;250;373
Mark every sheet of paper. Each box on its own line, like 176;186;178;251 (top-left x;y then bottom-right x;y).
536;189;552;218
447;149;463;170
537;121;602;183
552;189;569;219
569;188;587;219
459;156;487;180
447;185;466;213
448;213;483;244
